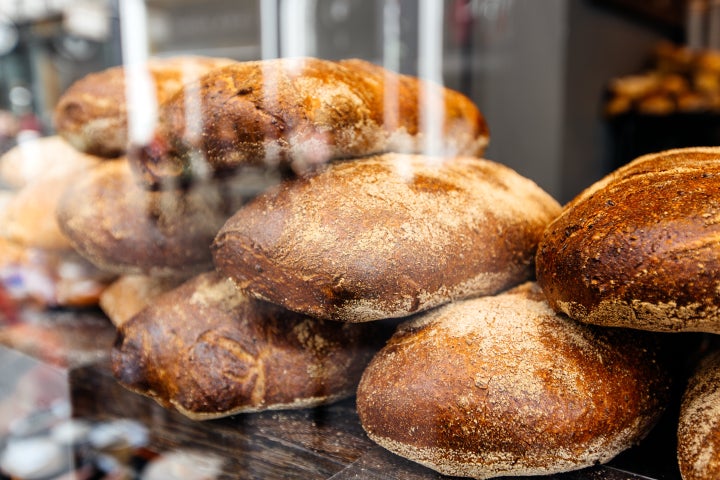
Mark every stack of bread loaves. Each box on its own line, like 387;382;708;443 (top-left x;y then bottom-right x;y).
16;54;679;478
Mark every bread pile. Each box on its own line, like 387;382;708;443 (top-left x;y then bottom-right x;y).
2;55;701;479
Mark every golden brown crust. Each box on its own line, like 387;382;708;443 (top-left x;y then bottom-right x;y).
678;349;720;480
212;153;560;323
56;159;263;277
536;147;720;333
356;282;670;478
111;271;389;419
53;56;235;157
133;57;489;185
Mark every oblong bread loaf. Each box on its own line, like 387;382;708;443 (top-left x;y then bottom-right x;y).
536;147;720;333
56;159;271;277
54;56;236;157
212;153;561;322
112;271;389;420
356;282;671;479
678;349;720;480
133;57;489;185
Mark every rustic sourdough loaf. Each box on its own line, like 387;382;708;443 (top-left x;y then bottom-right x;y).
212;153;561;323
54;56;235;157
678;348;720;480
133;57;489;185
356;282;671;479
536;146;720;333
56;159;268;278
112;271;390;420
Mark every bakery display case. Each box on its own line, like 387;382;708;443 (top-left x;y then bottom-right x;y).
0;1;718;479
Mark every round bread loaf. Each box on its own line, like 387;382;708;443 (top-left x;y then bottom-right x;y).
133;57;489;185
678;349;720;480
536;147;720;333
56;159;270;277
356;282;671;479
112;271;390;420
212;153;561;323
54;56;235;157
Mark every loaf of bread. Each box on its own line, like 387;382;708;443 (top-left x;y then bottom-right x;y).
112;271;390;420
99;274;185;327
56;159;271;277
356;282;671;479
133;57;489;185
54;56;235;157
0;136;100;189
678;348;720;480
536;147;720;333
212;153;560;323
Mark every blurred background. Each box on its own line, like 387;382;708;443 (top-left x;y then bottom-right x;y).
0;0;707;203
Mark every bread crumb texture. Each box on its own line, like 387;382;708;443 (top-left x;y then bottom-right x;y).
678;349;720;480
356;282;670;479
536;146;720;333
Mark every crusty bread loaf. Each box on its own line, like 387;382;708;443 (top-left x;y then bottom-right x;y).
133;57;489;185
99;274;185;327
678;349;720;480
112;271;390;420
356;282;671;479
54;56;235;157
212;153;560;323
536;147;720;333
56;159;271;277
0;135;100;189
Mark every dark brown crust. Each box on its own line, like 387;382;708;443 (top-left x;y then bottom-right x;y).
111;271;389;419
356;282;670;478
536;147;720;333
132;57;489;185
53;56;235;157
55;159;258;277
211;153;561;323
678;349;720;480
